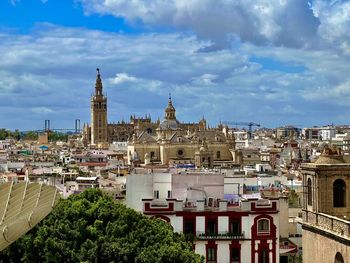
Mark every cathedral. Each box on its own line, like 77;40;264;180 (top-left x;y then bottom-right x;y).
127;96;239;167
83;69;240;167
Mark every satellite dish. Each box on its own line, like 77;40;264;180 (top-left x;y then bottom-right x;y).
0;182;60;251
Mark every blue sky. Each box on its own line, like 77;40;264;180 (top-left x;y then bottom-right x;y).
1;0;350;130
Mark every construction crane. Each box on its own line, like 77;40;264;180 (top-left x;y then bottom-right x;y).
222;121;261;139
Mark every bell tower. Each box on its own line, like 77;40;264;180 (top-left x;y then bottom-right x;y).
300;146;350;263
91;68;108;145
164;93;176;120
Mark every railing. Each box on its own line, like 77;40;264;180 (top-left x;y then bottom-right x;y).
196;231;245;240
303;210;350;238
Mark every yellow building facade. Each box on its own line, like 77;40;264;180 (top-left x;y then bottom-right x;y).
127;97;238;167
301;147;349;263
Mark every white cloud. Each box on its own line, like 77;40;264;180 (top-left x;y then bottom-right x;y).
109;73;138;85
79;0;319;48
1;24;350;129
311;0;350;54
282;105;300;114
302;81;350;104
191;74;218;86
31;107;54;114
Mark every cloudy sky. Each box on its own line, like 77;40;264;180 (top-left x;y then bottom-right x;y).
1;0;350;130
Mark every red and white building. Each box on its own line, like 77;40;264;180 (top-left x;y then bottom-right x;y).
126;169;289;263
143;197;282;263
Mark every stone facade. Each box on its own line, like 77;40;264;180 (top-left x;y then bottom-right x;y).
302;226;349;263
301;146;349;263
83;72;241;165
127;97;238;167
83;73;212;149
87;69;108;146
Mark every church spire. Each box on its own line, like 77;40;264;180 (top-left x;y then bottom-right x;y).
95;68;103;96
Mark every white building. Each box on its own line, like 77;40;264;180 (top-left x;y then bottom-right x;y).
302;126;336;141
126;170;292;263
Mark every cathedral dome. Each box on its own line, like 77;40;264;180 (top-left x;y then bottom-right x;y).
314;156;345;164
314;145;345;164
159;119;179;130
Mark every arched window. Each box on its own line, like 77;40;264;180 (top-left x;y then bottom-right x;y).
333;179;346;207
334;252;344;263
307;178;312;206
257;219;270;234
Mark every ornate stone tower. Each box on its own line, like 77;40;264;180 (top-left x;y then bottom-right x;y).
91;68;108;146
300;146;349;263
165;94;176;120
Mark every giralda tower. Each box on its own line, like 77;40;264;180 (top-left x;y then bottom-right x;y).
90;68;108;145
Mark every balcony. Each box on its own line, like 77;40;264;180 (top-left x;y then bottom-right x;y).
196;231;245;240
303;210;350;239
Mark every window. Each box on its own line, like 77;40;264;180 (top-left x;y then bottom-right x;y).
207;247;216;262
150;151;155;159
333;179;346;207
259;249;269;263
216;151;221;159
167;190;172;198
334;252;344;263
231;248;240;263
307;178;312;206
183;219;195;235
230;220;240;235
206;218;217;235
177;149;184;156
153;190;159;199
258;219;270;234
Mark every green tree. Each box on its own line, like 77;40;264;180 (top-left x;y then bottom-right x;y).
48;132;68;142
13;129;21;140
22;131;38;141
0;189;203;263
0;128;10;140
288;189;301;208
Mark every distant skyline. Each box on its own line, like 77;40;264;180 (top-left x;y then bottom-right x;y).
1;0;350;130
